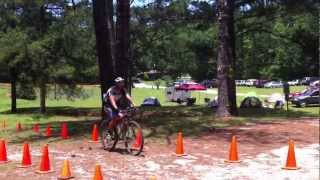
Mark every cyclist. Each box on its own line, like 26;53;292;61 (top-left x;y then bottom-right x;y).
104;77;135;131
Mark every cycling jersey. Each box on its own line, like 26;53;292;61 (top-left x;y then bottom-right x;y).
103;86;130;119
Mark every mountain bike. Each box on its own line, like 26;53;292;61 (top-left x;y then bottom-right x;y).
99;107;144;156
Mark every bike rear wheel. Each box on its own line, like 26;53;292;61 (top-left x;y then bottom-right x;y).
124;120;144;156
100;120;118;151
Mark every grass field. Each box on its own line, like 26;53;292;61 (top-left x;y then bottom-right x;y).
0;83;318;142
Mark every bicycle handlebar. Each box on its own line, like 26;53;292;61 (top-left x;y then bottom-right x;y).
119;107;139;117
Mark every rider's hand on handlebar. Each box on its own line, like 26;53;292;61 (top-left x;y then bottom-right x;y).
118;112;124;118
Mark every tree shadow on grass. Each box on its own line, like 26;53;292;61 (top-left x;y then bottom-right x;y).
2;105;318;144
202;126;316;147
0;106;101;117
136;105;318;140
238;107;319;118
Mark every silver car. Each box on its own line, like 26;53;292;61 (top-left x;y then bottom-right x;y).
264;81;283;88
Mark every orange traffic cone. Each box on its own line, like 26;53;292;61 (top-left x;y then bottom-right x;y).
58;159;74;179
133;128;143;148
45;125;52;137
93;164;103;180
149;175;157;180
175;132;186;156
61;123;69;139
36;144;54;174
282;140;300;170
225;135;241;163
16;122;22;132
0;140;10;164
33;123;39;133
2;119;6;129
89;124;99;143
17;142;32;168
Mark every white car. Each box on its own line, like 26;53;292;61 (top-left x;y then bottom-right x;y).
236;80;246;86
264;81;283;88
245;79;257;86
288;80;299;86
310;80;320;87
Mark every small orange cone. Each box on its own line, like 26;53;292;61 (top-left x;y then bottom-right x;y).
175;132;186;156
149;175;157;180
0;140;10;164
45;125;52;137
225;135;241;163
93;164;103;180
61;123;69;139
16;122;22;132
36;144;55;174
89;124;99;143
2;119;6;129
58;159;74;179
32;123;39;133
17;142;32;168
133;128;143;148
282;140;300;170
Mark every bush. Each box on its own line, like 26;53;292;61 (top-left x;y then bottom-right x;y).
154;79;161;89
143;73;150;81
161;75;172;87
17;83;37;100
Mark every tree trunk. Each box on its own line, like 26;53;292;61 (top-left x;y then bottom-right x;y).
92;0;116;119
226;1;238;116
40;82;46;113
116;0;130;88
216;0;237;117
10;69;17;113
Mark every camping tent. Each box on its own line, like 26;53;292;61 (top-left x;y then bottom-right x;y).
240;96;262;108
141;97;161;107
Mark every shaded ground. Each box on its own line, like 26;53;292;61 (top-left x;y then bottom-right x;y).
0;119;318;180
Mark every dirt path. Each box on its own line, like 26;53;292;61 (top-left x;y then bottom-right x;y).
0;119;319;180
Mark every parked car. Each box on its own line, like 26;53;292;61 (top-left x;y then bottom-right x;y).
172;79;188;87
292;89;320;107
264;81;283;88
236;80;246;86
288;88;311;101
235;80;241;86
301;77;319;85
254;79;269;88
288;79;300;86
245;79;257;87
310;80;320;87
200;79;217;88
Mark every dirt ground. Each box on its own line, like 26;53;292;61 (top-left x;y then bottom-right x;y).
0;118;319;180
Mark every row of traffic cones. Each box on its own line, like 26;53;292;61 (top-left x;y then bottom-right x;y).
3;120;100;142
0;140;104;179
175;132;299;170
14;122;67;138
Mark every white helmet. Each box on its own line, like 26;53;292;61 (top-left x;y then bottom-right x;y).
114;77;125;83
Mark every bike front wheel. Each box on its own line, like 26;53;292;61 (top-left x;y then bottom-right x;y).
100;120;118;151
124;120;144;156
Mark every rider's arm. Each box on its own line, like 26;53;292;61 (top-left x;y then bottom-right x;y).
123;88;135;106
109;95;119;111
126;94;135;106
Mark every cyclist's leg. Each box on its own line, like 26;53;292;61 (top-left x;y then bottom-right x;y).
108;111;121;130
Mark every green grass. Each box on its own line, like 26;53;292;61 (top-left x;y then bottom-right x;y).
143;80;167;87
236;86;306;96
0;83;318;143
